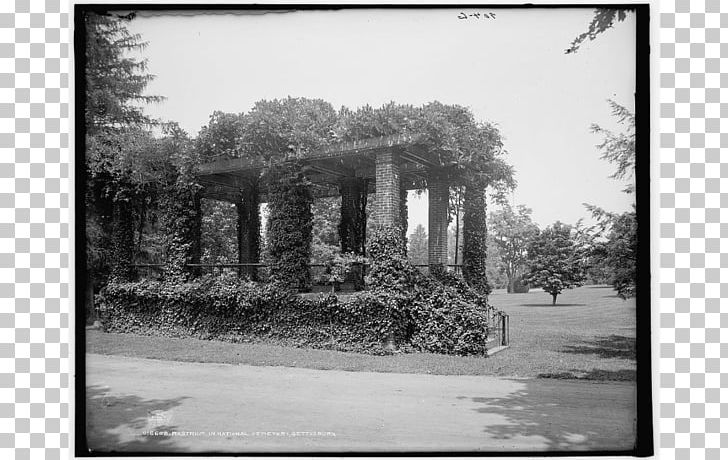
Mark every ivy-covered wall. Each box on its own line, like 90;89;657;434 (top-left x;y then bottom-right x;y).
163;181;203;282
266;163;314;290
462;176;490;294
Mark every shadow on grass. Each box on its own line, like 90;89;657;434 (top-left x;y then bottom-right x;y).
537;368;636;382
458;378;636;451
584;285;615;289
520;303;587;307
561;335;636;360
85;384;189;454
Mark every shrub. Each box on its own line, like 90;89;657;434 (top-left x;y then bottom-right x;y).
98;271;492;356
512;278;530;293
98;275;406;354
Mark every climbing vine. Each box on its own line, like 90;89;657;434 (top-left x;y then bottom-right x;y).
265;162;314;290
462;175;490;294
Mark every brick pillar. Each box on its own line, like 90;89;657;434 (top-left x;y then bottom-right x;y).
375;150;401;228
428;175;449;267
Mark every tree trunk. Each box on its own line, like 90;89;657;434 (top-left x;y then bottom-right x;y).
552;293;558;305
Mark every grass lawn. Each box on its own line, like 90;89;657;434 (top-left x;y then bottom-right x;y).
86;285;637;381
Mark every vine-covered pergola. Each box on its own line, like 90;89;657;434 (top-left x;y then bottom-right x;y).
194;133;455;278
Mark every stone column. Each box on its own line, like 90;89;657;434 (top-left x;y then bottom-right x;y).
374;150;401;228
428;175;449;268
236;182;260;280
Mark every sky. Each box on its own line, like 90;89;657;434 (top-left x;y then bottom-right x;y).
124;7;636;233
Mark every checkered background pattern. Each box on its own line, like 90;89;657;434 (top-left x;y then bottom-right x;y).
0;0;722;458
659;0;727;459
1;0;70;459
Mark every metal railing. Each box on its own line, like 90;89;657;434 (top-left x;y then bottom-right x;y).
488;310;510;349
132;262;464;280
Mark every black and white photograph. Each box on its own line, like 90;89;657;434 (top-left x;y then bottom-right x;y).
76;3;651;455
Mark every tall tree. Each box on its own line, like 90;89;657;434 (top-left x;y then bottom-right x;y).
489;204;539;293
524;222;586;305
408;224;428;265
584;99;637;298
84;11;164;319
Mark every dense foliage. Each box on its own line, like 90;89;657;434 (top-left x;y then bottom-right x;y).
265;163;314;290
98;266;492;356
524;222;587;305
586;206;637;299
364;226;492;354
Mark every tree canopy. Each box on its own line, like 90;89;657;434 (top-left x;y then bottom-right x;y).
84;11;163;134
489;204;539;293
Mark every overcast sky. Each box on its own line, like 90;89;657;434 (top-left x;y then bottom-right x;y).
125;7;636;232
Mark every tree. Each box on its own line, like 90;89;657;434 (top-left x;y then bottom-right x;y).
586;205;637;299
566;8;631;54
84;12;163;133
584;99;637;298
408;224;428;265
524;222;586;305
489;203;539;293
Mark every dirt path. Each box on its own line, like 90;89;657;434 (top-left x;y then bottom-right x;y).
84;354;636;454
